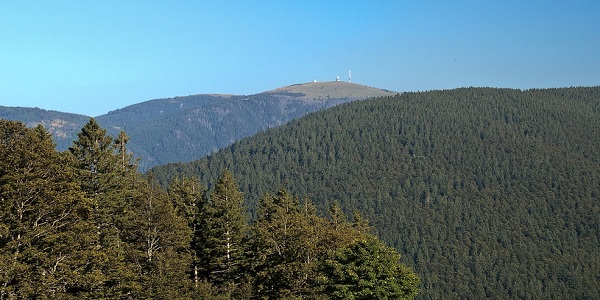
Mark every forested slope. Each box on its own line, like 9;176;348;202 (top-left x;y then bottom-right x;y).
150;87;600;299
0;106;89;149
0;119;418;299
98;93;352;170
2;82;390;171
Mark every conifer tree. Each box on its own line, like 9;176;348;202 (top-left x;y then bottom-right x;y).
167;175;206;287
251;190;330;298
122;179;193;299
351;210;371;235
113;130;138;174
69;118;116;196
68;118;138;297
320;236;420;299
197;170;249;286
322;204;368;255
329;201;347;231
0;121;98;298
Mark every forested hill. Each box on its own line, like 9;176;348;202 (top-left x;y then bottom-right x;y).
0;106;89;149
1;82;393;170
149;86;600;299
95;91;355;170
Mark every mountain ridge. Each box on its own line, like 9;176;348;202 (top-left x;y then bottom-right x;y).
1;82;394;170
264;81;397;99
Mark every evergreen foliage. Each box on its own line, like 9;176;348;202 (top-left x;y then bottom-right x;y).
97;93;354;170
121;179;192;299
0;121;96;298
0;105;89;150
251;190;324;297
197;170;249;285
10;85;598;298
150;87;600;299
321;236;420;300
0;119;417;299
68;118;138;297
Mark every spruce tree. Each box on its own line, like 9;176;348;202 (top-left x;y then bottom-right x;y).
167;175;206;287
196;170;248;286
122;179;193;299
320;236;420;299
113;130;138;174
69;118;115;196
68;118;138;297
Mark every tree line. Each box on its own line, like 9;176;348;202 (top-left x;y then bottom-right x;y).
0;118;418;299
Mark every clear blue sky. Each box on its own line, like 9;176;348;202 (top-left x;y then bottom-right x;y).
2;1;599;116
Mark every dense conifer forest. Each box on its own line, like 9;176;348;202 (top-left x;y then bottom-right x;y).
0;119;418;299
150;87;600;299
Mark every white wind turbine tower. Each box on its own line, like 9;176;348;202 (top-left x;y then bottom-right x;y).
348;70;352;83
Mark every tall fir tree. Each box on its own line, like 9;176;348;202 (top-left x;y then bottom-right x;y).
196;170;249;286
113;130;138;174
167;175;206;287
122;179;193;299
69;118;115;196
68;118;139;297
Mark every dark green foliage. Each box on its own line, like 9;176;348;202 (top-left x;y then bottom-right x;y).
121;179;193;299
321;236;420;300
150;87;600;299
0;119;418;299
166;175;206;288
1;92;362;171
68;118;137;297
69;118;117;195
197;170;249;285
168;175;205;227
248;190;417;299
67;118;193;298
96;93;355;170
250;190;324;298
0;121;96;298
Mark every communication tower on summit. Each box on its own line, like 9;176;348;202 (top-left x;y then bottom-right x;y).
349;70;352;83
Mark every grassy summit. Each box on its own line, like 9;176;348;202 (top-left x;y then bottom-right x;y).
266;81;397;100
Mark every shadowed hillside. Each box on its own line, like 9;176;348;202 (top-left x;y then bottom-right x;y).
149;86;600;299
1;82;395;171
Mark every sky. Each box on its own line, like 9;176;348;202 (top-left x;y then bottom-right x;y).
1;1;599;116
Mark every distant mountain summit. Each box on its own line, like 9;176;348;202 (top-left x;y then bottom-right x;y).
265;81;397;100
0;82;396;170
